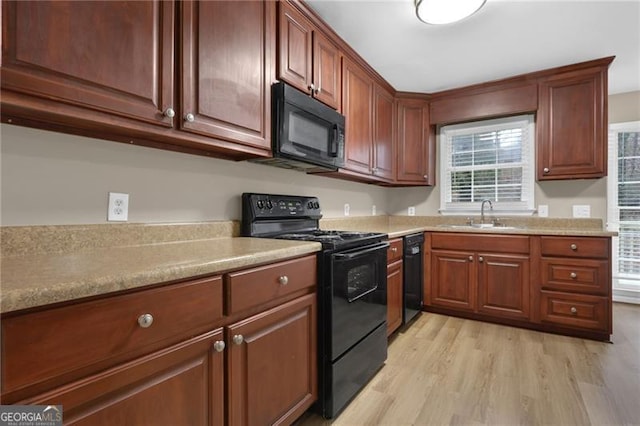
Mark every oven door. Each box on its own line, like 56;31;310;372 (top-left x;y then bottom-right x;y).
330;242;388;360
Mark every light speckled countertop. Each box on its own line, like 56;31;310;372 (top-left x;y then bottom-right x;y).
0;237;321;314
1;216;614;314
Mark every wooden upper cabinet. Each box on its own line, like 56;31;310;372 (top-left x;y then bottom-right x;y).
277;1;340;109
180;0;274;150
1;0;175;127
396;97;435;185
312;31;341;110
342;57;374;175
536;60;612;180
372;85;396;181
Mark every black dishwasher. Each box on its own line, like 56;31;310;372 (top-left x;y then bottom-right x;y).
403;233;424;324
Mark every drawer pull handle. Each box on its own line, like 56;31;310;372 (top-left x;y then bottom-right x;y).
213;340;226;352
279;275;289;286
137;313;154;328
468;256;474;262
570;244;578;251
570;307;577;315
570;272;577;279
232;334;244;345
391;247;397;253
478;256;484;262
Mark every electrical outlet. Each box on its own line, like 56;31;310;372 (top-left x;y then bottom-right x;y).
538;204;549;217
573;205;591;218
344;203;350;216
108;192;129;222
372;205;377;216
408;206;416;216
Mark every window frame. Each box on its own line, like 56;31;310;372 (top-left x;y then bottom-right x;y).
439;114;536;216
607;120;640;303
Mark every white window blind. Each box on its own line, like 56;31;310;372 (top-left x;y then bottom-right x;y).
440;115;535;215
608;121;640;303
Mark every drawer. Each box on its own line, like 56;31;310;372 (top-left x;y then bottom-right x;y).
541;258;609;295
387;238;403;263
431;233;529;254
540;291;609;332
226;255;316;315
1;276;223;396
540;236;609;259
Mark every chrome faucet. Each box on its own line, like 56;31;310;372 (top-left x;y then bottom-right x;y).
480;199;493;224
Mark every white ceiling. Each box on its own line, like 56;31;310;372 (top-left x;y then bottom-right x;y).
305;0;640;95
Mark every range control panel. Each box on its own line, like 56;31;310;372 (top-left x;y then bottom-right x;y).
242;193;322;219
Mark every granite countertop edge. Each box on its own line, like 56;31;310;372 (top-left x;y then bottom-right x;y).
0;237;322;315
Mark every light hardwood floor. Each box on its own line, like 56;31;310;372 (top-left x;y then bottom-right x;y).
299;302;640;425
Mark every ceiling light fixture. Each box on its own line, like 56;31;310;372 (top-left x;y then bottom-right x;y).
415;0;486;25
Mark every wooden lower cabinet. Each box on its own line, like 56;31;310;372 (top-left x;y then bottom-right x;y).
430;250;476;311
227;293;317;425
23;330;225;425
386;259;404;336
477;253;530;320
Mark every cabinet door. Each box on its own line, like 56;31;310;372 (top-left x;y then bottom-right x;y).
396;98;434;184
277;1;312;95
373;84;396;181
312;30;341;110
477;254;530;320
387;260;404;336
227;294;317;426
181;0;274;149
342;57;373;174
537;66;608;179
1;0;175;127
22;330;225;426
430;250;476;311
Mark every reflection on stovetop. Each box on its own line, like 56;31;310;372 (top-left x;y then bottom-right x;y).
275;230;381;241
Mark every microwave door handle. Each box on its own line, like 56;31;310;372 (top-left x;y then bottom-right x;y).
333;242;390;260
329;124;338;157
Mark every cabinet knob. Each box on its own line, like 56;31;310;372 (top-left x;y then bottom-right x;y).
570;244;578;251
468;256;474;262
213;340;226;352
423;175;428;180
543;167;550;173
391;247;397;253
570;272;577;279
478;256;484;262
570;307;577;315
163;107;175;118
137;313;154;328
278;275;289;286
308;83;315;92
184;113;195;123
315;86;321;95
232;334;244;345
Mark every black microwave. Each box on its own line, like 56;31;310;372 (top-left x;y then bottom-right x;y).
268;81;345;171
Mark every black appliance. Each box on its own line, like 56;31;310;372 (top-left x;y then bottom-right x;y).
242;193;388;419
254;82;345;172
403;233;424;324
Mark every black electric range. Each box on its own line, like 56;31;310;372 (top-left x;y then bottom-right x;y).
242;193;389;419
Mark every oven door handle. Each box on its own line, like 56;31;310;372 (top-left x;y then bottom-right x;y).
333;242;390;260
348;285;378;303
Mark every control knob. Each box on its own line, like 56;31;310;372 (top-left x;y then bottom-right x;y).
266;200;273;209
314;201;320;209
307;201;314;209
257;200;265;209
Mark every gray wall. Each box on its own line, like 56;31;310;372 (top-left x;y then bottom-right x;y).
2;92;638;226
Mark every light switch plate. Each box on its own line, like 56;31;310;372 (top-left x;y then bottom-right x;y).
538;204;549;217
408;206;416;216
572;204;591;218
344;203;350;216
372;205;377;216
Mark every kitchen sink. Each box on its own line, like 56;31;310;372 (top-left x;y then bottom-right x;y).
437;224;519;230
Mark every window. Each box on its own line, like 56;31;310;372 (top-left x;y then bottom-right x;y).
608;121;640;303
440;115;535;215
